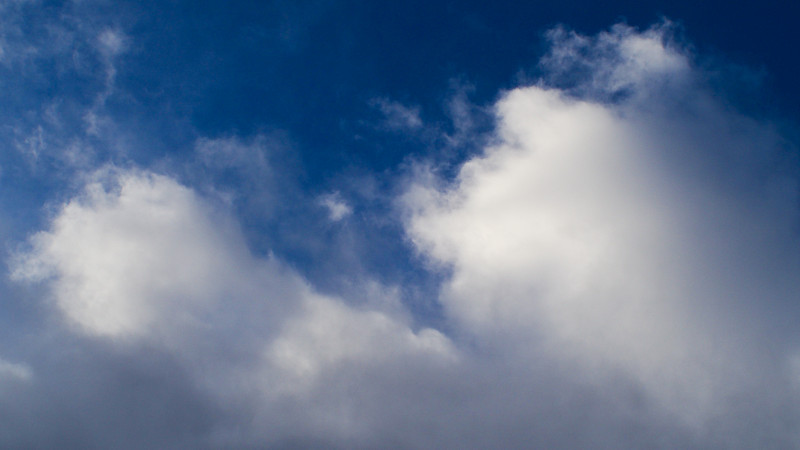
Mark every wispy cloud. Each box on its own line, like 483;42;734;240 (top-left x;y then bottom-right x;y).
369;97;424;131
318;191;352;221
0;358;32;383
84;28;127;136
0;1;132;175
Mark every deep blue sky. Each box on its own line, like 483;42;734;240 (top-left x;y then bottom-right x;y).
36;0;798;176
24;0;795;292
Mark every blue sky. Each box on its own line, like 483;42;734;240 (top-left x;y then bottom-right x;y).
2;0;800;448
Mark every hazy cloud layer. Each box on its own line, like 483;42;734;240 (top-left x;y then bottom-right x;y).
4;17;800;450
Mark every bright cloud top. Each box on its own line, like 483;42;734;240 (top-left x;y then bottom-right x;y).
405;22;800;440
10;166;457;446
7;21;800;449
14;170;249;338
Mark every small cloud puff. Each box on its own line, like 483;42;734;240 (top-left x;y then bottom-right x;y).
370;97;423;131
97;28;126;57
0;358;32;383
319;191;352;221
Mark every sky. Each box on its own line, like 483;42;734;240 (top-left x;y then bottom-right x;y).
1;0;800;448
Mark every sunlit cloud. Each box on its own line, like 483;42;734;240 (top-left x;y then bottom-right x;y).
405;21;800;441
3;10;799;448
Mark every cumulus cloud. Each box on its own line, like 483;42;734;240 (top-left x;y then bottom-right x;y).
6;20;800;449
10;167;457;447
405;21;800;442
12;168;285;340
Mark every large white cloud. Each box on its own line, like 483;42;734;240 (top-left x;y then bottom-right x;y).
405;22;800;438
13;169;280;340
6;21;800;449
10;165;458;447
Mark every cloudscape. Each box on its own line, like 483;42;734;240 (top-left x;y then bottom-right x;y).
1;1;800;448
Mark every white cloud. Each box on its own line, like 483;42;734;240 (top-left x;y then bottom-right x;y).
6;20;800;449
318;191;352;221
405;22;800;433
541;21;690;100
97;28;126;58
10;166;459;445
266;296;456;394
12;168;273;339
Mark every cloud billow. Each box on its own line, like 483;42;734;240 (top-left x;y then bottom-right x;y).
405;22;800;446
6;21;800;449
